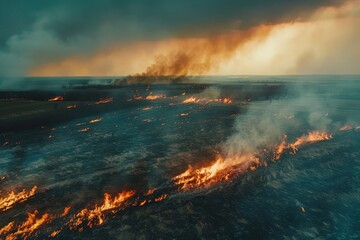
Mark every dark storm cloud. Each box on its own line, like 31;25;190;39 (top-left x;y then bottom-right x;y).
0;0;344;45
0;0;345;76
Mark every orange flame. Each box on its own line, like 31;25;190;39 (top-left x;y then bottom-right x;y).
68;190;135;229
213;98;233;104
66;105;77;109
0;186;37;212
274;135;287;160
49;230;61;237
61;206;71;217
154;194;168;202
290;131;332;153
173;154;255;190
182;96;201;104
145;93;165;100
48;96;64;102
5;210;51;240
145;188;157;196
95;98;113;104
89;118;102;124
78;128;90;133
0;222;14;236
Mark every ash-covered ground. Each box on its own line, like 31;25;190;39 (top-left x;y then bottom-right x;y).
0;76;360;239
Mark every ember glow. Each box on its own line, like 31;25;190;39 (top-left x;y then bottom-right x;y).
66;105;77;109
89;118;102;124
95;98;113;104
145;93;165;100
0;186;37;212
182;96;201;104
339;124;353;131
68;190;135;230
78;128;90;133
48;96;64;102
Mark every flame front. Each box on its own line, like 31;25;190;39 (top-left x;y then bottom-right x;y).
145;93;165;100
182;96;201;104
4;210;51;240
95;98;113;104
68;190;135;230
89;118;102;124
48;96;64;101
173;154;254;190
0;186;37;212
290;131;332;153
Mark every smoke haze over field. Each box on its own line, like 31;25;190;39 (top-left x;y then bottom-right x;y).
0;0;359;78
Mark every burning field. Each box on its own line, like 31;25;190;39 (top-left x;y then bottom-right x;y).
0;76;360;239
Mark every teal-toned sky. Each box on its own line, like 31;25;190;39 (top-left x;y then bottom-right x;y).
0;0;359;76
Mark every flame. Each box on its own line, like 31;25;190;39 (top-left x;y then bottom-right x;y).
173;154;254;190
5;210;51;240
182;96;201;104
49;230;60;237
68;190;135;229
66;105;77;109
290;131;332;152
0;186;37;212
0;222;14;236
78;128;90;133
274;135;287;160
145;93;165;100
154;194;168;202
89;118;102;124
95;98;113;104
339;124;352;131
213;98;233;104
61;206;71;217
145;188;157;196
180;113;189;116
48;96;64;101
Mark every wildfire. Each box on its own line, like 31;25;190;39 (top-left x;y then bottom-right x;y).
290;131;332;153
68;190;135;229
173;131;332;191
173;154;255;190
0;186;37;212
180;113;189;116
145;188;157;196
182;96;201;104
274;135;287;161
95;98;113;104
48;96;64;101
89;118;102;124
78;128;90;133
66;105;77;109
213;98;233;104
0;222;14;235
145;93;165;100
154;194;168;202
4;210;52;240
61;206;71;217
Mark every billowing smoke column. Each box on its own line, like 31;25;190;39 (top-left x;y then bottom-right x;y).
114;27;269;84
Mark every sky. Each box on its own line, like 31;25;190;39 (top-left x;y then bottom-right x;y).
0;0;359;76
